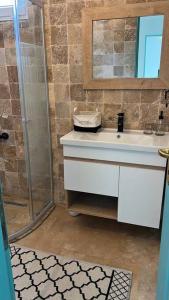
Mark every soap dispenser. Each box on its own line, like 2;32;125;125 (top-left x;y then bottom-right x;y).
155;111;165;136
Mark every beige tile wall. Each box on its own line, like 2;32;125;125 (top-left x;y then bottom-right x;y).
43;0;169;205
0;1;43;201
0;21;28;201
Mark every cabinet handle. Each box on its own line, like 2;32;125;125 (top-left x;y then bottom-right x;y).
158;148;169;159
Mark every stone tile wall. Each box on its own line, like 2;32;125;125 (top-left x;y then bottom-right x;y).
43;0;169;205
0;1;43;201
0;21;28;201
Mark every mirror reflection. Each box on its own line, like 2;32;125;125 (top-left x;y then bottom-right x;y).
93;15;164;79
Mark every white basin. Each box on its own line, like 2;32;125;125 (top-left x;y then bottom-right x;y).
60;129;169;153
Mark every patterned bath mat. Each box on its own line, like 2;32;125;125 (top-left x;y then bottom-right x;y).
11;245;132;300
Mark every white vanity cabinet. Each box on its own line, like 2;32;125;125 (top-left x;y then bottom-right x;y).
118;166;165;228
60;130;168;229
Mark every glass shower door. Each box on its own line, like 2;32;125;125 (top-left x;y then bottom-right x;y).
13;0;53;218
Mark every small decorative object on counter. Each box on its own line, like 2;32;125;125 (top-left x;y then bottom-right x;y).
155;111;165;136
144;123;153;135
73;110;102;133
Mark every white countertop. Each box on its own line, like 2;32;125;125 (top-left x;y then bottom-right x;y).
60;129;169;153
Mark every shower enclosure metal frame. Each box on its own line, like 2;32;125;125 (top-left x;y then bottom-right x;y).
9;0;54;242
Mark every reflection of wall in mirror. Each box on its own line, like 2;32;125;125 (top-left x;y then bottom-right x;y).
137;15;164;78
93;18;137;79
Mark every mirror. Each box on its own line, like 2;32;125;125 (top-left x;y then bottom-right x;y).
82;2;169;89
93;15;164;79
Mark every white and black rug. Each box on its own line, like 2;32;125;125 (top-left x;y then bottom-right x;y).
11;245;132;300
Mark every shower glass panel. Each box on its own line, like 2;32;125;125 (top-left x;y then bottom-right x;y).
0;0;54;242
0;2;30;236
14;0;53;219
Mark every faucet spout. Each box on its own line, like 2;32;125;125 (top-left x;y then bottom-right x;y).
117;113;124;133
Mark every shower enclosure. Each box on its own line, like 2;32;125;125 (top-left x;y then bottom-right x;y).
0;0;54;241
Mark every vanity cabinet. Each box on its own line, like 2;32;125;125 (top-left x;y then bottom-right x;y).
63;158;165;229
61;130;167;229
118;166;164;228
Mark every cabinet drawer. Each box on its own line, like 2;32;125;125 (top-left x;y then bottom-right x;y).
64;160;119;197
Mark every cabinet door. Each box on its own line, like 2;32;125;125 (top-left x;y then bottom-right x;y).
118;166;165;228
64;159;119;197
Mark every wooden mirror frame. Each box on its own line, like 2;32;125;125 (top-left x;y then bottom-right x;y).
82;1;169;90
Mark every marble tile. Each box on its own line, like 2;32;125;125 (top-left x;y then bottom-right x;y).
140;103;159;126
104;103;122;122
87;90;104;102
86;0;104;7
47;66;53;83
125;18;137;30
55;102;71;118
141;90;162;104
7;66;18;83
1;116;13;130
11;100;21;116
53;65;69;84
54;84;70;102
3;145;16;159
10;84;20;99
0;29;4;48
5;159;18;172
104;0;125;5
3;23;16;48
51;26;67;46
15;132;24;147
70;64;83;83
104;90;123;104
52;46;68;64
113;30;125;42
0;67;8;84
124;29;137;41
122;102;140;124
67;2;85;24
69;44;82;65
0;84;10;99
49;4;66;26
114;42;124;53
68;24;82;45
70;84;86;101
55;118;72;135
126;0;145;3
0;49;6;65
5;48;17;66
123;90;141;103
49;0;65;3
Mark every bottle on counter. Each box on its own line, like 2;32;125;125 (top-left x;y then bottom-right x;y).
155;111;165;136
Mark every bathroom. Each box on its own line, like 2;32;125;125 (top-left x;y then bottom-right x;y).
0;0;169;299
